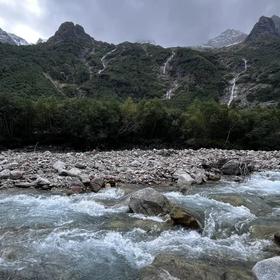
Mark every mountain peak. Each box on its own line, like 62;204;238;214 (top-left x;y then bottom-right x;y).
0;28;28;46
47;22;93;45
246;16;280;43
204;29;247;48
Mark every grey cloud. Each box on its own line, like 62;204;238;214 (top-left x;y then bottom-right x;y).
1;0;280;46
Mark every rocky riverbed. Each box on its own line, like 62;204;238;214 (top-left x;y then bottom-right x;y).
1;149;280;279
0;149;280;192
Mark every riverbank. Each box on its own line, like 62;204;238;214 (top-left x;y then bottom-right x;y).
0;149;279;192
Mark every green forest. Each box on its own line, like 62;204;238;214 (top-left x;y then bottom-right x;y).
0;94;279;150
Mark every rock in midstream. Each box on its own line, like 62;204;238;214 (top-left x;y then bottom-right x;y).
128;188;171;216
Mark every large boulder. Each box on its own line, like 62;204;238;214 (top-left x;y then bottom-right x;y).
129;188;171;216
173;170;194;185
53;160;67;175
0;169;11;179
274;232;280;246
221;160;252;176
252;257;280;280
170;206;202;230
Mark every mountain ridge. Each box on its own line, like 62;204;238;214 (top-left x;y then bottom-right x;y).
0;16;280;107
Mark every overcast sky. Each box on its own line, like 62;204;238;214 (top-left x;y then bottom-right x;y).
0;0;280;46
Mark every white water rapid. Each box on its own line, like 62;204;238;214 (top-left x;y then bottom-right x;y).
227;58;248;107
0;172;279;279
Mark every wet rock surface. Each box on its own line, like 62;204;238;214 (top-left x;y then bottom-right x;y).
128;188;171;216
252;257;280;280
140;254;254;280
170;206;202;230
0;148;279;191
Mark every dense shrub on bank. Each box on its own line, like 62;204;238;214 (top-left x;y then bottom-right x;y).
0;94;279;150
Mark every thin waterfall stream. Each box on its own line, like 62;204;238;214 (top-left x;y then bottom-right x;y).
227;58;248;107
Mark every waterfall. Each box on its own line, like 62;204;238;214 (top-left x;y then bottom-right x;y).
166;81;178;100
227;58;248;107
163;50;175;75
98;48;117;75
162;50;177;99
243;58;248;71
227;77;237;107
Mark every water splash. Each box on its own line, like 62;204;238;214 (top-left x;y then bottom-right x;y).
165;192;256;238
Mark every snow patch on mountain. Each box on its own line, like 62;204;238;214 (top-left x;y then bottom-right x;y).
203;29;247;49
0;28;28;46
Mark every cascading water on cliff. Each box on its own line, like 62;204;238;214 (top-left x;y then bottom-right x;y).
98;48;117;75
227;58;248;107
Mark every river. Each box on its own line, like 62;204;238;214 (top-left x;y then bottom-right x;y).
0;171;279;279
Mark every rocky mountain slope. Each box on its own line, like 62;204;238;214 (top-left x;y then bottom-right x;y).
0;16;280;107
0;28;28;45
203;29;247;48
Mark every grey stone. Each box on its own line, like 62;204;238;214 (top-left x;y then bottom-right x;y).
129;188;171;216
0;169;11;179
79;174;90;185
170;206;202;230
10;170;24;180
174;170;194;185
53;160;66;173
252;257;280;280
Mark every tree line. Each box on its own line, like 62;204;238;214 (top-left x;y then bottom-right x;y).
0;94;279;150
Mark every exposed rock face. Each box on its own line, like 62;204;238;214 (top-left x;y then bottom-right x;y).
272;15;280;35
170;206;202;230
246;16;279;43
129;188;171;216
47;22;93;45
252;257;280;280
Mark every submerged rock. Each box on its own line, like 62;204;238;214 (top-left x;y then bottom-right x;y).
252;257;280;280
141;254;253;280
249;217;280;240
129;188;171;216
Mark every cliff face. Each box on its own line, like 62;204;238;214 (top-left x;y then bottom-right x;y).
246;16;279;43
